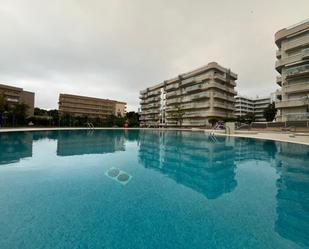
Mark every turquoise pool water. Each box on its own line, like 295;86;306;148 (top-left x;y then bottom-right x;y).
0;130;308;249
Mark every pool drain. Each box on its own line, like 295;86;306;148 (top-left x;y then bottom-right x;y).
105;167;132;185
117;173;130;182
107;168;120;177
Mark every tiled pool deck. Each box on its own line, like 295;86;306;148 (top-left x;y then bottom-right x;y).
1;127;309;145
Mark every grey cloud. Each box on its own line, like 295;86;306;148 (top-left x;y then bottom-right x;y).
0;0;308;110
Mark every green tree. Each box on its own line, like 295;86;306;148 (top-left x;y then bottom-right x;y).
47;109;59;126
208;116;220;126
12;103;29;125
106;115;125;127
263;103;277;122
34;107;48;116
0;95;8;113
126;111;140;127
243;112;256;124
172;104;185;127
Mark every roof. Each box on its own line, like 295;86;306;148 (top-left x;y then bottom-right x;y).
59;93;126;105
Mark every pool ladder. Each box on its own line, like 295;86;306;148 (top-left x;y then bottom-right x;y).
86;122;95;130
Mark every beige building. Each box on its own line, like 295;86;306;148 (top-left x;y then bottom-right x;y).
58;94;126;118
0;83;35;116
139;62;237;127
275;19;309;121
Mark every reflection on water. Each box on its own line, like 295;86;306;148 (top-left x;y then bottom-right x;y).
0;132;33;165
138;130;237;199
234;138;278;163
274;142;309;248
0;130;308;247
56;130;126;156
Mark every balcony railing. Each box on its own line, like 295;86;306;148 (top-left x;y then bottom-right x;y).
183;111;208;118
286;64;309;78
285;35;309;51
186;84;203;92
213;92;235;102
165;83;179;91
166;98;180;105
166;91;180;98
302;48;309;59
284;83;309;95
213;102;235;111
146;96;160;103
166;102;210;111
209;82;237;95
276;96;309;108
147;90;161;97
276;76;282;86
191;92;210;100
181;77;195;86
285;113;309;121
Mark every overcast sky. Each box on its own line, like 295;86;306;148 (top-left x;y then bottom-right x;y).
0;0;308;111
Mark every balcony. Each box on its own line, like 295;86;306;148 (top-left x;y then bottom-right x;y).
213;74;236;87
182;120;207;126
276;50;281;59
139;94;147;100
275;53;304;73
276;76;282;86
149;103;160;108
285;35;309;51
166;91;180;98
146;96;160;103
213;102;235;111
285;113;309;121
183;111;208;118
143;109;160;115
284;82;309;94
165;83;179;91
195;73;212;83
190;92;210;100
147;90;161;97
286;64;309;78
302;48;309;59
166;98;180;105
186;84;203;92
180;74;212;87
213;92;235;102
276;97;309;108
181;77;196;86
184;102;209;110
144;115;160;120
209;82;237;95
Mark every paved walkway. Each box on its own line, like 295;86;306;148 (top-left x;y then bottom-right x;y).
1;127;309;145
213;131;309;145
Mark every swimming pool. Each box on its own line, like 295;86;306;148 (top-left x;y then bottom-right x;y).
0;129;308;249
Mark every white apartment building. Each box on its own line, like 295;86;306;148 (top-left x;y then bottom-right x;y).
139;62;237;127
235;95;272;122
275;19;309;121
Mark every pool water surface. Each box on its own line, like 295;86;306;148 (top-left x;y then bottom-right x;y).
0;130;308;249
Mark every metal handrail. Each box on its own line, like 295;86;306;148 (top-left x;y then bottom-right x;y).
86;122;95;129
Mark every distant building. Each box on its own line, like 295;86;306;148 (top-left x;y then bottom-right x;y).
254;97;273;121
139;62;237;127
0;83;35;116
275;19;309;121
234;96;254;118
235;95;272;122
58;94;126;118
